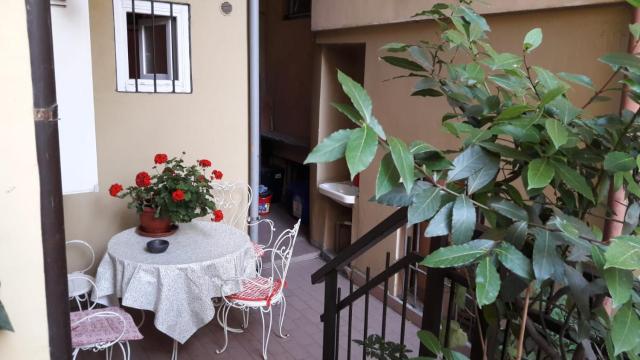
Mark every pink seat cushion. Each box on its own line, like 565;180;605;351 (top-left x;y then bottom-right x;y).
70;307;143;348
252;243;265;257
227;276;286;306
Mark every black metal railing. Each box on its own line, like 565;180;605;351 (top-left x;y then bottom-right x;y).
311;208;484;360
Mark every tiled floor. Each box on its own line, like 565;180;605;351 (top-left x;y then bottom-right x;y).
77;257;420;360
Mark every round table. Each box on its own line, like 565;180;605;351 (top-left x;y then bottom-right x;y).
94;221;257;346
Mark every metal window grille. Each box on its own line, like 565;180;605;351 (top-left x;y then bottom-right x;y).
125;0;189;93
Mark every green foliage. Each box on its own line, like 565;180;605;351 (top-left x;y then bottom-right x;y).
306;1;640;357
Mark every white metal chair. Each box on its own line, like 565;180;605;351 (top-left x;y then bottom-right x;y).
68;275;143;360
66;240;96;310
209;181;276;265
216;219;301;359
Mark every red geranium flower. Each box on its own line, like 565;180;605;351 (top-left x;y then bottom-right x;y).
212;170;223;180
154;153;168;164
197;175;206;183
109;183;123;197
212;209;224;222
172;189;185;202
135;171;152;187
198;159;212;168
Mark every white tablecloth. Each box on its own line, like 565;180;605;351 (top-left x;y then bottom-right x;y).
94;221;256;343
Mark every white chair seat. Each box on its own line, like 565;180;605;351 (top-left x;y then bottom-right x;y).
68;272;95;298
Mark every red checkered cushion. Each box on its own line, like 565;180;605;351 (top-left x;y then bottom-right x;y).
252;243;266;257
70;307;143;348
227;276;285;306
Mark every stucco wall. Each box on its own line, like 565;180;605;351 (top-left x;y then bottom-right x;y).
63;0;249;271
311;0;623;31
311;3;630;274
0;2;51;359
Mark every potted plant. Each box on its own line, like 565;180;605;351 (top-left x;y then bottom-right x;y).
109;152;225;236
306;1;640;358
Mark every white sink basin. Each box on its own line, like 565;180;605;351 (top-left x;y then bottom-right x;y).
319;182;358;207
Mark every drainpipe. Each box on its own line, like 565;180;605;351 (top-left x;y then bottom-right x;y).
25;0;71;358
249;0;260;241
603;6;640;242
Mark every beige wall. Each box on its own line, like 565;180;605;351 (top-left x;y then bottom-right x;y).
0;2;51;359
311;3;630;274
311;0;623;31
64;0;249;271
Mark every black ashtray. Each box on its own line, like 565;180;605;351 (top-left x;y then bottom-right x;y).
146;239;169;254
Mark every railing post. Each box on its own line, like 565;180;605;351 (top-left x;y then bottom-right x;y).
322;269;338;360
420;235;447;357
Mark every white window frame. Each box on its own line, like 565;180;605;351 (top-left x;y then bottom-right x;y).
113;0;191;93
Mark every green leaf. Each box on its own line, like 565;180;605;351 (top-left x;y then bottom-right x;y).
496;104;532;121
409;140;437;155
388;137;415;194
541;86;568;106
476;256;501;307
0;301;13;332
531;228;564;281
612;302;640;355
605;236;640;270
552;161;595;202
409;46;433;71
478;142;530;161
527;158;555;189
417;330;442;356
380;42;410;53
558;72;594;89
489;199;528;222
628;0;640;7
332;102;362;125
600;52;640;71
604;152;636;172
380;56;426;72
375;153;400;199
422;239;495;268
452;196;476;244
523;28;543;53
548;97;581;123
496;242;532;279
337;70;377;128
604;267;633;307
467;154;499;194
425;202;454;237
408;186;443;224
447;145;492;182
368;116;387;140
345;126;378;179
592;245;606;270
304;129;354;164
627;172;640;198
505;221;528;248
534;66;565;90
484;53;522;71
544;118;569;149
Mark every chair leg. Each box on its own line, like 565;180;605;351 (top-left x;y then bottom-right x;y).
216;303;232;354
72;348;80;360
276;296;289;338
260;307;273;360
171;340;179;360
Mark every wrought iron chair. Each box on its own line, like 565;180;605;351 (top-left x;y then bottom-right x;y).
216;219;301;359
68;275;143;360
209;181;276;263
66;240;96;310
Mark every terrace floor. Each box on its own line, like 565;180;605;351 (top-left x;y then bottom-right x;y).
77;257;420;359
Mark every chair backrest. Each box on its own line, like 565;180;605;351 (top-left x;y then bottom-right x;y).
211;182;252;231
67;274;98;311
66;240;95;274
267;219;301;284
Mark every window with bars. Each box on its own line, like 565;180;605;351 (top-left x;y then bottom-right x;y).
113;0;191;93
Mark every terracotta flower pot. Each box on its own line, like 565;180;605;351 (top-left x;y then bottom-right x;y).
139;207;172;235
